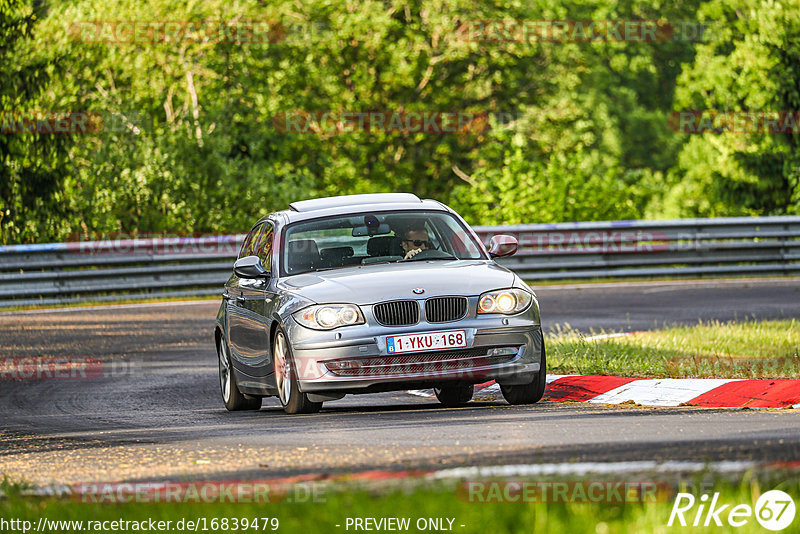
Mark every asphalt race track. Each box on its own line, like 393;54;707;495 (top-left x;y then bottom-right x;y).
1;278;799;486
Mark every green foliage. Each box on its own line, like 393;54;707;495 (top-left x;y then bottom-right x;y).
2;0;799;243
0;0;75;242
665;0;800;217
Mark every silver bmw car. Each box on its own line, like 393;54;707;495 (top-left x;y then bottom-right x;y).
214;193;545;414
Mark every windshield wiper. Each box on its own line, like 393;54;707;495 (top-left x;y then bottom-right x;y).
407;254;458;262
314;260;401;272
360;260;400;266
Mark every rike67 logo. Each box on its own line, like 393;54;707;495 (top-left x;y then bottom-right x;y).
668;490;795;531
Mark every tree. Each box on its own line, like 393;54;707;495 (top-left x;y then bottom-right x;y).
663;0;800;217
0;0;74;243
4;0;732;243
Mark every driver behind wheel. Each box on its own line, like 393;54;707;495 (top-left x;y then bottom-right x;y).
401;225;431;260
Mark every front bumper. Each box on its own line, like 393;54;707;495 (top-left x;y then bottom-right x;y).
287;320;544;393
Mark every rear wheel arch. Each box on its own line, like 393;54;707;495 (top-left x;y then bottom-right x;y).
216;327;261;411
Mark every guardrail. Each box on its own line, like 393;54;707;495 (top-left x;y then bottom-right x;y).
474;215;800;281
1;216;798;307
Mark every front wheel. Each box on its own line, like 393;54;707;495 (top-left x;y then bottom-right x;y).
500;343;547;405
434;384;474;407
273;328;322;415
218;336;262;411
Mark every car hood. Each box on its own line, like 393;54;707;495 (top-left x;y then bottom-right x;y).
278;260;516;305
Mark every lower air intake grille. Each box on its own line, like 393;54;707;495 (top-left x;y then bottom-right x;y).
325;346;520;377
373;300;420;326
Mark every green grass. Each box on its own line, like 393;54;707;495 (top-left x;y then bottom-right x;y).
2;473;798;533
548;319;800;378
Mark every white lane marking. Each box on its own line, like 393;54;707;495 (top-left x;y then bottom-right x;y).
583;333;633;342
428;460;759;480
406;389;434;398
588;378;741;407
0;299;216;315
532;277;800;292
547;374;575;383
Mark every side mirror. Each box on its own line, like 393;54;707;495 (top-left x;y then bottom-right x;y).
233;255;270;279
487;235;518;258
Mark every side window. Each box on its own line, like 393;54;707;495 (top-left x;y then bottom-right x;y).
239;223;264;259
256;223;274;271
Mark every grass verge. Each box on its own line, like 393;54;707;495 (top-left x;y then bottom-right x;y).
548;319;800;378
2;472;798;533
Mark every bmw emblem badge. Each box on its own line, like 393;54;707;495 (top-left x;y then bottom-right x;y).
412;288;425;295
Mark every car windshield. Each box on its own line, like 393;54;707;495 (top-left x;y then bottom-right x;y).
281;211;485;276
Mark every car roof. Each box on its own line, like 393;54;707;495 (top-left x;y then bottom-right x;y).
268;194;450;225
289;193;421;212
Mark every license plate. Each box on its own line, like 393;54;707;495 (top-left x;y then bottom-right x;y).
386;330;467;354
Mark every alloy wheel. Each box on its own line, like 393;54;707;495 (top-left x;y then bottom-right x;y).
218;339;231;403
274;332;292;405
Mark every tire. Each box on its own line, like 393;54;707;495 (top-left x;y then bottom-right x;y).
218;335;262;411
500;342;547;405
434;384;474;407
273;328;323;415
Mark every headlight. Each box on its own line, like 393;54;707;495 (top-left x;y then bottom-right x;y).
477;289;532;315
294;304;366;330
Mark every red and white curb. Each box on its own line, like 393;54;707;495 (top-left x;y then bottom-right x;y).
408;375;800;408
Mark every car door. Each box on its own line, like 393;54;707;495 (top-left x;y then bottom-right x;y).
254;222;280;379
226;222;272;377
